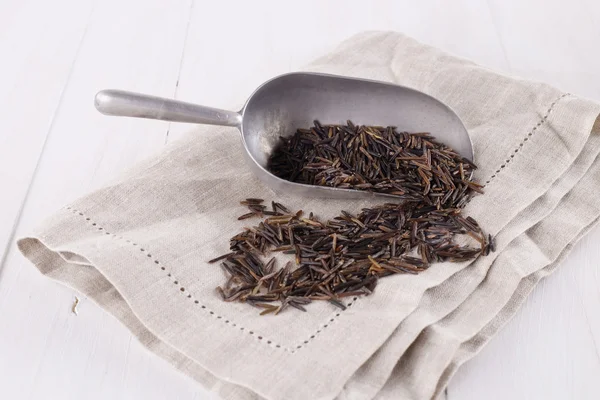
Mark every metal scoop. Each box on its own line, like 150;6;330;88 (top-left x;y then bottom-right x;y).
95;72;472;199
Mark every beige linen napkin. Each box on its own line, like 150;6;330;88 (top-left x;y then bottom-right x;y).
18;31;600;400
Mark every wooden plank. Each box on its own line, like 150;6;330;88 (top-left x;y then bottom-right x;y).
0;1;208;399
0;0;92;265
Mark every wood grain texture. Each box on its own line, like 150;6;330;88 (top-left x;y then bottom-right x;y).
0;0;92;264
0;1;598;399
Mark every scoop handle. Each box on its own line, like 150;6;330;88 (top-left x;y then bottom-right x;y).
94;89;242;127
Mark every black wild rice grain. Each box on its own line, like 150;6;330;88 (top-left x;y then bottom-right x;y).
211;201;488;314
210;122;489;314
268;121;483;208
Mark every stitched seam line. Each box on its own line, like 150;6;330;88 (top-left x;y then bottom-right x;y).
65;207;291;352
64;206;357;354
291;296;358;350
484;93;571;186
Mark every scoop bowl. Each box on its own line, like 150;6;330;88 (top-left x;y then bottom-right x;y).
95;72;472;199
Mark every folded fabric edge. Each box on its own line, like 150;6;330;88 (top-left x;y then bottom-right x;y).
16;236;263;400
431;211;600;399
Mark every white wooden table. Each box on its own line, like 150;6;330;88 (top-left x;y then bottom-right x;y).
1;1;599;399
